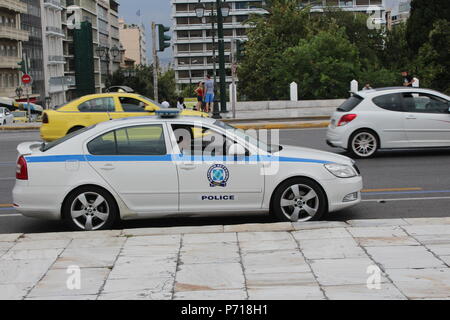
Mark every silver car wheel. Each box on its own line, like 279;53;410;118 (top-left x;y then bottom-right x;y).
352;132;377;157
280;184;319;222
70;192;110;231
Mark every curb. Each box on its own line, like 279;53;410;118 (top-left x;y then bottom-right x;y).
233;122;330;130
222;116;331;123
0;126;41;131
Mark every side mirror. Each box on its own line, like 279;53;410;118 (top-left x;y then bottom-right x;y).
228;143;246;157
145;105;156;112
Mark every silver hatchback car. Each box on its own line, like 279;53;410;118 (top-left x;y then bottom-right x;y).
326;87;450;158
0;107;14;126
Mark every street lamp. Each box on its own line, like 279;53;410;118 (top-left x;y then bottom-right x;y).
195;0;231;118
96;45;120;76
44;96;51;110
15;87;23;100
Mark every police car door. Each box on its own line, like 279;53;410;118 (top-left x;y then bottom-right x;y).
170;123;264;212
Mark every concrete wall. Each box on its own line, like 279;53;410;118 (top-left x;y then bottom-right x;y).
224;99;346;120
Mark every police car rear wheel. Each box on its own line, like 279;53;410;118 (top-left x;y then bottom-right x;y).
272;178;327;222
63;187;118;231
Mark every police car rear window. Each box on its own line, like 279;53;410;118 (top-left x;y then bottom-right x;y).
41;125;95;152
337;95;363;112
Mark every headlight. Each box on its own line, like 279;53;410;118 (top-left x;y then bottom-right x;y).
324;163;358;178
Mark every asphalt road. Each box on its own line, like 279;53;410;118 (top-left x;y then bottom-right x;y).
0;128;449;234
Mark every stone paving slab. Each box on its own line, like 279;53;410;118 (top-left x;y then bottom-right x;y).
0;218;449;300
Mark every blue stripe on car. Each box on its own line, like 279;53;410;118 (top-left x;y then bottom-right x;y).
25;154;331;164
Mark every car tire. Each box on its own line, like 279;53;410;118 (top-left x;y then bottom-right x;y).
348;130;379;159
67;126;84;135
2;120;5;125
62;186;119;231
271;177;327;223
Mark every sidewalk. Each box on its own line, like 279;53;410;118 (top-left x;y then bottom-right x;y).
0;118;330;131
1;218;449;300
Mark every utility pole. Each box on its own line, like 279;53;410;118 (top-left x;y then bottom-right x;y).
151;22;159;102
231;39;237;119
23;52;31;123
216;0;227;115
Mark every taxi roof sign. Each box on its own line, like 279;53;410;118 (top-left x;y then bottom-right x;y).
155;109;180;118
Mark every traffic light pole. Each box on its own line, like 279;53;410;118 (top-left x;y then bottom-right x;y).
151;22;159;102
216;0;227;115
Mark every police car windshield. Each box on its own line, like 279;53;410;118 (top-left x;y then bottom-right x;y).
41;125;95;152
213;120;277;153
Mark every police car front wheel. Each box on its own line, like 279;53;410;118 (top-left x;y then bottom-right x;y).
63;186;118;231
272;177;327;222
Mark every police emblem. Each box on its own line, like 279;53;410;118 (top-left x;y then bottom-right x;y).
207;164;229;187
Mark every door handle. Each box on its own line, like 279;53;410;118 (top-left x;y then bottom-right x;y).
405;115;416;120
100;164;115;171
179;163;196;170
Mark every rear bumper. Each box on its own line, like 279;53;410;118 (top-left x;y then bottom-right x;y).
326;126;350;149
12;183;62;220
40;124;63;142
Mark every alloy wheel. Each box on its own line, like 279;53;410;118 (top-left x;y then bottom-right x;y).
280;184;319;222
70;192;110;231
352;132;377;157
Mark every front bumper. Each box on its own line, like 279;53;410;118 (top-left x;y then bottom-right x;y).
321;175;363;213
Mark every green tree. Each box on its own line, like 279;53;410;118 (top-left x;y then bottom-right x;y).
285;29;361;99
415;20;450;94
406;0;450;54
238;0;311;100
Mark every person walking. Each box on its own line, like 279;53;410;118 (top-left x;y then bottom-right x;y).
194;82;204;111
204;74;214;113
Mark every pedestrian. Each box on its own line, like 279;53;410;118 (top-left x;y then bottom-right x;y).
204;74;214;113
176;97;186;111
161;100;170;108
194;82;204;111
401;71;414;87
412;77;420;88
362;83;373;90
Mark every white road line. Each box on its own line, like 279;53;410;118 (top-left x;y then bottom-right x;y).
363;196;450;202
0;214;21;217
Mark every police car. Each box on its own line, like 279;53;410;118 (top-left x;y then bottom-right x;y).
13;110;363;231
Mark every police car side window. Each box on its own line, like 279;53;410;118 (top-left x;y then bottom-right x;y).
372;93;403;112
78;98;115;112
88;125;166;156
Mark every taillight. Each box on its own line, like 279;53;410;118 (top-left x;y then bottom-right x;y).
16;156;28;180
337;114;357;127
42;113;49;124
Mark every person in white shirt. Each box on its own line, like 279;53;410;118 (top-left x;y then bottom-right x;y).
176;97;186;110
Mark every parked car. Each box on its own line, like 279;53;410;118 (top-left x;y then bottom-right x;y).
12;111;28;123
40;93;208;142
326;87;450;158
13;111;362;231
0;107;14;125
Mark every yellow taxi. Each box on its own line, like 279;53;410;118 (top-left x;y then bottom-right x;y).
40;93;208;141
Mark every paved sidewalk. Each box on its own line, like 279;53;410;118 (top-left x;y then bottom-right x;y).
1;218;449;300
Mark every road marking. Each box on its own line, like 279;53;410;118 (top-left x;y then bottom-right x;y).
0;213;21;217
0;204;13;208
363;196;450;202
362;187;422;193
363;189;450;196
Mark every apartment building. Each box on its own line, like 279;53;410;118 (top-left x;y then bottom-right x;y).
0;0;29;99
62;0;120;101
171;0;265;90
118;18;147;66
41;0;66;106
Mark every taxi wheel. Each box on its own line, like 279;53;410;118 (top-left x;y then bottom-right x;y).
271;177;327;222
63;186;118;231
348;130;379;158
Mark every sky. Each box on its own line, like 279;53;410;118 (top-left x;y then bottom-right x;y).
118;0;173;64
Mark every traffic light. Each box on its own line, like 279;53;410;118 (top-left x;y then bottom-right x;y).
157;24;171;52
17;59;28;73
236;40;246;62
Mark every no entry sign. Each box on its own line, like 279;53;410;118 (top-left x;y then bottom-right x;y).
21;74;32;85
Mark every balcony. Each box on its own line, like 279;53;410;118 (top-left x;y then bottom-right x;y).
0;0;27;14
48;55;65;64
0;56;21;69
0;26;28;41
43;0;63;10
46;26;65;37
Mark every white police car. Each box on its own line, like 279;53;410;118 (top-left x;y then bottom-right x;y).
13;110;363;231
